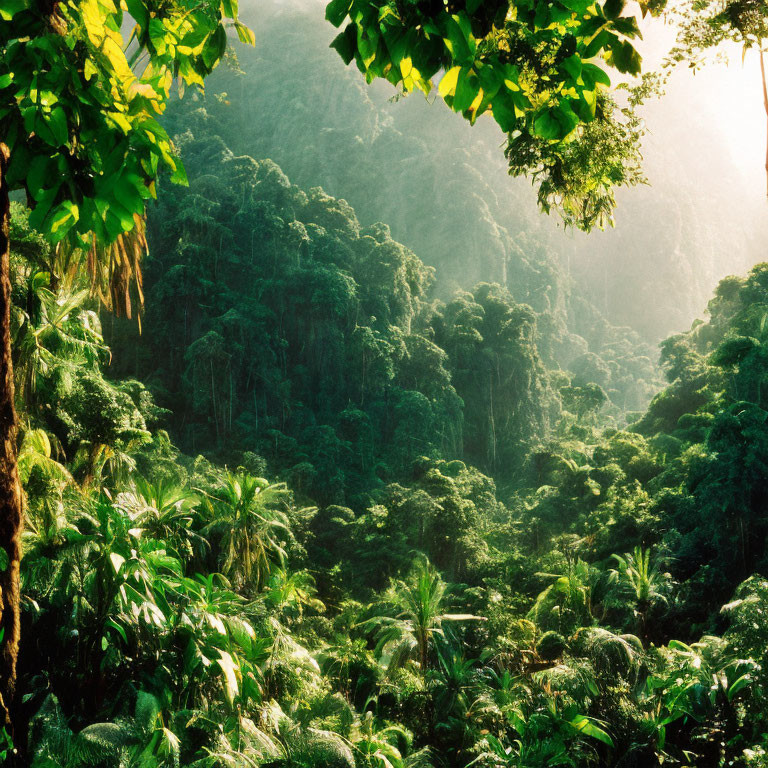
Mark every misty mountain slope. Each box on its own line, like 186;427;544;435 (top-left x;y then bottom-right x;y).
109;118;562;504
169;5;659;413
206;0;767;345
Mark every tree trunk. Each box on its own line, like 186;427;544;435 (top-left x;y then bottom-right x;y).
0;143;22;732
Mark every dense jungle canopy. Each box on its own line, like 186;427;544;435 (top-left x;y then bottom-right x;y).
2;0;768;766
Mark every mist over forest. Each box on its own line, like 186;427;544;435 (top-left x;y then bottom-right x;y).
212;0;768;341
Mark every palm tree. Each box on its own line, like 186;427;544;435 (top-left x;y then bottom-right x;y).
318;635;379;703
13;273;106;414
529;557;604;636
27;690;181;767
201;472;290;591
361;554;483;673
17;429;71;488
468;667;530;733
609;546;672;641
17;428;73;526
113;477;206;563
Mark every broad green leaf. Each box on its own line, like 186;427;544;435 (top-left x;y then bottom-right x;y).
534;108;564;140
221;0;238;17
26;155;52;202
149;18;167;55
574;90;597;120
113;173;146;215
581;62;611;87
452;68;479;112
555;102;579;136
357;26;379;68
48;200;80;242
610;39;642;75
442;15;473;63
44;106;68;146
331;24;358;64
216;650;240;706
0;0;29;20
325;0;353;27
491;92;517;132
476;63;502;98
170;158;189;186
569;715;615;746
583;29;611;59
202;25;228;69
534;102;579;140
104;203;133;240
27;186;58;233
509;89;531;112
549;3;575;23
603;0;625;19
560;54;582;82
613;16;642;37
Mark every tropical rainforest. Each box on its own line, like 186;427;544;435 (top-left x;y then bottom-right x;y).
2;0;768;766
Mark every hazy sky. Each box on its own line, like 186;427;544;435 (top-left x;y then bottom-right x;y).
637;15;767;194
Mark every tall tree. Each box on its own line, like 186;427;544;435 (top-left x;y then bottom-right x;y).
0;0;251;730
362;553;482;673
0;141;21;737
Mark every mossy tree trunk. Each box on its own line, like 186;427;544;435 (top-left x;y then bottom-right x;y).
0;142;22;733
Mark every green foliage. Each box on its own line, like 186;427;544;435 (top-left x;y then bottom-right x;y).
201;471;293;591
535;630;567;661
105;117;559;509
360;553;483;673
0;0;250;261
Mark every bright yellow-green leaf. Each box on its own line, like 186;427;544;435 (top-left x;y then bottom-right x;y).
438;66;461;98
83;59;98;81
234;21;255;45
221;0;238;18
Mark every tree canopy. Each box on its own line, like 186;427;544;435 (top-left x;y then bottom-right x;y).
0;0;251;312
